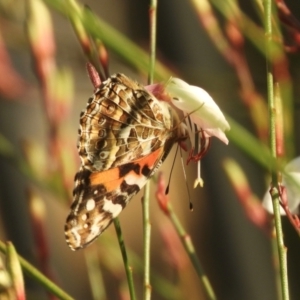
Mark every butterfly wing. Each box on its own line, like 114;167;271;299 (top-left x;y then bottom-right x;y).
78;73;176;172
65;73;186;250
65;148;165;250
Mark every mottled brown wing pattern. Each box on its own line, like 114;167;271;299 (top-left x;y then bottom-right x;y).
78;74;175;172
65;73;187;250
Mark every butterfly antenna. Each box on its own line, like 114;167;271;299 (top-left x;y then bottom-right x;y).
180;147;193;211
165;145;179;195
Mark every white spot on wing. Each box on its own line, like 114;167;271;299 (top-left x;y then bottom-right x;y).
125;174;147;189
86;199;96;211
89;222;100;237
73;191;84;214
103;199;122;218
70;228;81;249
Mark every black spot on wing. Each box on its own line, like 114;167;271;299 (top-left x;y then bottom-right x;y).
141;165;151;177
73;168;92;196
120;180;140;195
65;214;76;225
74;168;91;182
119;162;141;177
113;195;127;208
91;184;107;195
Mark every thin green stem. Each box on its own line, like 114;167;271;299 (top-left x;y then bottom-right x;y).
84;249;106;300
264;0;289;299
0;240;74;300
270;189;288;300
43;0;171;80
113;218;136;300
167;204;216;300
141;1;158;299
142;182;151;300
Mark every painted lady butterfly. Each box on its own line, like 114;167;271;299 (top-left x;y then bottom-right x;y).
65;73;187;250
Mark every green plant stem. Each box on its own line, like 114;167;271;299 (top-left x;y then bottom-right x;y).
142;182;151;300
167;204;216;300
113;218;136;300
141;1;158;299
264;0;289;299
102;235;181;299
271;226;284;299
84;249;106;300
43;0;171;80
0;240;74;300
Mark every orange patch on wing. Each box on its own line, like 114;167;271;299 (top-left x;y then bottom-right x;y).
89;168;123;192
90;167;120;184
89;148;164;192
134;148;164;169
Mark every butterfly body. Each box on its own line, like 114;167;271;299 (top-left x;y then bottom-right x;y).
65;73;186;250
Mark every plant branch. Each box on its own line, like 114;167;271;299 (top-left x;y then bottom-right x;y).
167;203;216;300
264;0;289;299
141;1;158;299
142;182;152;300
0;240;74;300
113;218;137;300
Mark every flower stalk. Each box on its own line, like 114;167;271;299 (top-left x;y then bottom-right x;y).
142;1;158;299
0;240;74;300
6;242;25;300
156;173;216;300
264;0;289;298
113;219;136;300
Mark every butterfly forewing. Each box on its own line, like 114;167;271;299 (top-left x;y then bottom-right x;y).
65;73;186;250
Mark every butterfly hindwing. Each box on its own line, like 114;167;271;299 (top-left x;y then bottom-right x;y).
65;148;165;250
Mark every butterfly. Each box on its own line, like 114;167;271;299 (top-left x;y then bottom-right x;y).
64;73;188;250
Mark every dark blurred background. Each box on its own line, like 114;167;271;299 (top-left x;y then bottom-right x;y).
0;0;300;299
